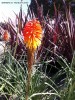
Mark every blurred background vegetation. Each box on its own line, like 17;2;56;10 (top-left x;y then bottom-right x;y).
0;0;75;100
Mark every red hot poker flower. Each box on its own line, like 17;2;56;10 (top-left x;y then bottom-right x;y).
3;30;9;41
22;19;42;51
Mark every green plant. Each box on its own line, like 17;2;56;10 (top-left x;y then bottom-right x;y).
0;51;61;100
57;51;75;100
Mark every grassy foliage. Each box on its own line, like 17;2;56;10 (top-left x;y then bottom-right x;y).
0;51;60;100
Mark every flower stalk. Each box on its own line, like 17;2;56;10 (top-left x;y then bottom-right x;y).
26;49;34;100
22;19;42;100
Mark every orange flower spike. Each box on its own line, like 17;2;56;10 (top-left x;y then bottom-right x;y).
22;19;42;51
3;30;9;41
23;19;42;100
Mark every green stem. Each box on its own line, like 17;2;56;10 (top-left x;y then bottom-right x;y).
4;42;6;54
